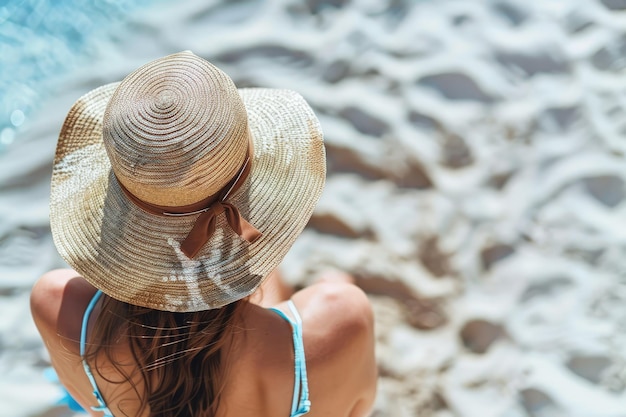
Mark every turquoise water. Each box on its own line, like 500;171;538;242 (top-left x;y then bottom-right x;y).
0;0;154;153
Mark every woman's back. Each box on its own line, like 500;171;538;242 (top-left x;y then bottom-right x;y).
31;269;377;417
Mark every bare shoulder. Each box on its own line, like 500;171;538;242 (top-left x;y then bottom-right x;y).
30;268;97;350
290;281;374;368
293;281;373;350
291;282;377;415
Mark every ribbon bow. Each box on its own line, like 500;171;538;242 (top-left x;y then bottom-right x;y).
180;202;261;258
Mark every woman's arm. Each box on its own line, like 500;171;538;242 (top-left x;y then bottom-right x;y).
291;280;378;417
30;269;101;415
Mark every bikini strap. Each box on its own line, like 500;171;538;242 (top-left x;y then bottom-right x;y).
269;300;311;417
80;290;115;416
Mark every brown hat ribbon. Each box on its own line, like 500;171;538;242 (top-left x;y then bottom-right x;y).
117;142;262;259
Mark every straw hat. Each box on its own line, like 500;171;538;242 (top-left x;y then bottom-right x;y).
50;51;325;312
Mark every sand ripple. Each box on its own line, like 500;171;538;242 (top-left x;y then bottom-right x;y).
2;0;626;416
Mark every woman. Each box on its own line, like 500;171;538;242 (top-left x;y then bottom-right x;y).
30;51;377;417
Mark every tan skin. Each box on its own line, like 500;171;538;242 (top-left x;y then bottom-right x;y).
31;268;377;417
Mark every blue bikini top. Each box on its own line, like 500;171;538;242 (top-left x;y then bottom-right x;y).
80;291;311;417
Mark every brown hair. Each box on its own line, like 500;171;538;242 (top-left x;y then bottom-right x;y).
84;294;247;417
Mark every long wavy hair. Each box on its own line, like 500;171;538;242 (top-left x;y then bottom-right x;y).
84;294;247;417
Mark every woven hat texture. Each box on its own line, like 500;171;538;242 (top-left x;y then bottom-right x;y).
50;51;325;312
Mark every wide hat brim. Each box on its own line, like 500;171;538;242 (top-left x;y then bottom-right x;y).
50;83;325;312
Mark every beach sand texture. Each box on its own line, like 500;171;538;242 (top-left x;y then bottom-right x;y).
2;0;626;416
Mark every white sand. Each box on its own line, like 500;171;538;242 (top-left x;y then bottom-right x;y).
2;0;626;416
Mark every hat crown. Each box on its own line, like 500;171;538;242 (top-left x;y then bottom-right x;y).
102;51;249;206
